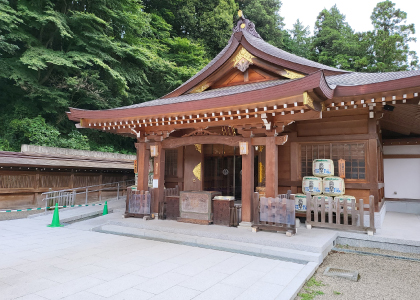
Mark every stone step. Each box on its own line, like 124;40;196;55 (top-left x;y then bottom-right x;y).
95;224;325;264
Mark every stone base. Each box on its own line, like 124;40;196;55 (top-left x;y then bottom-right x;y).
237;221;253;230
362;202;386;229
177;217;212;225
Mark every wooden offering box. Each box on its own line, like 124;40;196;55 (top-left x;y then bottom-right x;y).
178;191;221;224
165;196;180;220
212;196;235;226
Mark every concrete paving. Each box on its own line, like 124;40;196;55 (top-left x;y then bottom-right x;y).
3;198;418;299
0;201;318;300
337;211;420;253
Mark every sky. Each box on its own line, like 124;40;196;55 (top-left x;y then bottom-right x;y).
281;0;420;57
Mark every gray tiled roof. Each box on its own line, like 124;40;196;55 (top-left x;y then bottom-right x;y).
326;70;420;87
164;31;349;98
114;79;292;110
243;31;349;73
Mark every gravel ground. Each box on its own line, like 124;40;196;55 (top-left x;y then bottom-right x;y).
295;246;420;300
0;210;46;221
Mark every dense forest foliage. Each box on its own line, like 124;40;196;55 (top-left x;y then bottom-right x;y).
0;0;418;153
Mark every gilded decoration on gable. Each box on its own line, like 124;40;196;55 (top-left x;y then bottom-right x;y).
283;69;305;79
191;82;210;93
233;48;255;72
193;162;202;181
303;92;314;110
194;144;202;153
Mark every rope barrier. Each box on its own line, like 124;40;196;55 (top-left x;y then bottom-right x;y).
0;203;106;213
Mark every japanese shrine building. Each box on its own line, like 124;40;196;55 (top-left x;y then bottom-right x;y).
67;14;420;228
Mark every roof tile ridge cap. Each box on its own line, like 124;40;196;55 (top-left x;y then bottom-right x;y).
242;31;351;73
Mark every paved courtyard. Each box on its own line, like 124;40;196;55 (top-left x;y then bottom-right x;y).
0;210;316;300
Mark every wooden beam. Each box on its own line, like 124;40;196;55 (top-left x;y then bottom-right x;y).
288;133;377;143
383;154;420;159
382;138;420;146
273;110;321;123
162;136;248;149
251;136;288;146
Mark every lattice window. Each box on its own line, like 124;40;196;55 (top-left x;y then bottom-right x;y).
165;149;178;177
300;143;366;180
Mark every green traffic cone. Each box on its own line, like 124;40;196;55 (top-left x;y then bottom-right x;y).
48;203;63;227
103;201;108;215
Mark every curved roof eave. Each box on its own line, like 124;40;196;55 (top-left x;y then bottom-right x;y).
333;73;420;97
67;71;333;122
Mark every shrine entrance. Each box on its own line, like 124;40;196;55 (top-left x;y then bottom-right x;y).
203;145;243;199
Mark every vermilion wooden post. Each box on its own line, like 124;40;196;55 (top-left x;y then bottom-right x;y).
241;139;254;223
135;142;149;191
265;137;278;198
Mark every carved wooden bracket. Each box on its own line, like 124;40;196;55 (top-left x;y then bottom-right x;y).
182;128;218;137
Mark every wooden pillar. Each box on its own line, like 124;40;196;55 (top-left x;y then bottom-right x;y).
368;138;379;211
265;137;278;198
135;142;150;191
183;145;203;191
152;142;165;214
177;146;184;191
368;118;380;211
241;140;254;223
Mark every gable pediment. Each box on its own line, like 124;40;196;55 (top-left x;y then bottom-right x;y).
187;46;306;94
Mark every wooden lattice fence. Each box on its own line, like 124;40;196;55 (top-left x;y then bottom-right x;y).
305;193;375;234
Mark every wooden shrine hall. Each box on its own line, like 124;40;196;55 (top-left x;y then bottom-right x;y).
67;12;420;229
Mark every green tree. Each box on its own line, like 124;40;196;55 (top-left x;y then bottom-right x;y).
237;0;287;49
144;0;237;58
287;19;311;58
311;5;369;71
369;0;418;71
0;0;207;153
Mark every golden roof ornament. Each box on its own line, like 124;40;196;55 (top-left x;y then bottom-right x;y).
232;48;255;72
233;11;262;40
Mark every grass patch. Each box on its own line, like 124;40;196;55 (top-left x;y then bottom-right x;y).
297;277;325;300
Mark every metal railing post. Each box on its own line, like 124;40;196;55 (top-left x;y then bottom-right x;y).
117;182;120;200
85;187;88;205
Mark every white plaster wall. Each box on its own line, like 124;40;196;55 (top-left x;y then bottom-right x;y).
383;145;420;155
383;145;420;199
